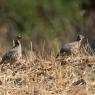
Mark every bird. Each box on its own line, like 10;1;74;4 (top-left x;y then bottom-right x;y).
56;34;84;58
0;35;22;65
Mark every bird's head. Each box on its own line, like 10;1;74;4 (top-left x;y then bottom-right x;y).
16;35;22;40
13;35;22;47
76;34;84;41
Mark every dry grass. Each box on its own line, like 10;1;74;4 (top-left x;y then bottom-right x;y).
0;49;95;95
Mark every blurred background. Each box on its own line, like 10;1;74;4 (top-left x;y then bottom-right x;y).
0;0;95;54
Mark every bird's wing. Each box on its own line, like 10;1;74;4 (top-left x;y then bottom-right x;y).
0;51;16;64
64;42;79;49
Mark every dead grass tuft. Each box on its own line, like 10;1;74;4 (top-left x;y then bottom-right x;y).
0;48;95;95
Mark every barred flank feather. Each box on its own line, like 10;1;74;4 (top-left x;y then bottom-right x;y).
0;36;22;64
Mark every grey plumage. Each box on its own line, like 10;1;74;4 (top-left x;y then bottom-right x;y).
0;36;22;65
56;34;84;58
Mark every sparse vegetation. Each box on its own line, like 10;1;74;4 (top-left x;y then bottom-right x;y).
0;0;95;95
0;47;95;95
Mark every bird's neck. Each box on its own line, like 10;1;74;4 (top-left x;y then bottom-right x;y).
13;40;21;48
